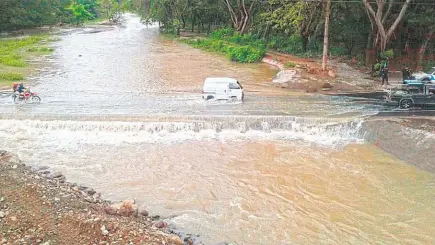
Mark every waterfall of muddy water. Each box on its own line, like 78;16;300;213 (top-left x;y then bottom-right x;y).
1;14;435;244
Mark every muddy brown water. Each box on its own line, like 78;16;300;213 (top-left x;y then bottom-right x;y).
0;14;434;245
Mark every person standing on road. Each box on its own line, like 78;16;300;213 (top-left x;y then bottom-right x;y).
380;66;389;85
402;66;412;82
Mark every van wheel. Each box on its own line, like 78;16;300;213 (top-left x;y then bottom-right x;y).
400;99;413;109
206;95;214;100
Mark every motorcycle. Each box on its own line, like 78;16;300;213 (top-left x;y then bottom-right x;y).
13;88;41;103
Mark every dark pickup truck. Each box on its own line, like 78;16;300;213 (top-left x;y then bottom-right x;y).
386;82;435;109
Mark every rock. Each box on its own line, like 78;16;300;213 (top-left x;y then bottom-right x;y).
87;189;96;195
167;235;183;245
0;211;5;218
72;186;79;192
321;82;333;91
105;223;115;231
40;241;51;245
37;166;49;171
54;197;60;202
306;86;318;93
41;170;50;175
0;150;7;156
104;199;138;217
139;209;149;217
328;70;336;78
104;206;117;215
12;165;17;169
10;216;17;221
100;225;109;236
50;172;63;179
154;220;167;229
8;154;20;164
84;197;95;203
0;196;4;202
322;82;333;89
57;176;66;183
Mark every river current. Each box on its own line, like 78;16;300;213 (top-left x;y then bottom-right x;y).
0;14;434;244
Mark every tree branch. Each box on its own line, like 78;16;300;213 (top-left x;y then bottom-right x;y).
386;0;411;39
382;0;394;24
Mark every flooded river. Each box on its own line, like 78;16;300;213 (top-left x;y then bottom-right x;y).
1;14;434;244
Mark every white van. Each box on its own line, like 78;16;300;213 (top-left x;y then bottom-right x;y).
202;77;244;101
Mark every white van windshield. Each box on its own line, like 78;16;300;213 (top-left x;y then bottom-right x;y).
229;83;241;89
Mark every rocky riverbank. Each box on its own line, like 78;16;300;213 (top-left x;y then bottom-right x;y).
0;151;227;245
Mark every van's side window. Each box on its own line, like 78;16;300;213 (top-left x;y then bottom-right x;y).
229;83;240;89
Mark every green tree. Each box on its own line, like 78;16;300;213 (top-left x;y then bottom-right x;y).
67;2;95;26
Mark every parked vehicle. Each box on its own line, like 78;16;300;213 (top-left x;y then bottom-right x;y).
386;82;435;109
13;88;41;103
403;75;434;84
411;67;435;82
202;77;244;101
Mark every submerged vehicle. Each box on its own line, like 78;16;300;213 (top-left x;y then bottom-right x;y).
202;77;244;101
386;82;435;109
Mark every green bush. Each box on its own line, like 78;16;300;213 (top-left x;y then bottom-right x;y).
0;72;24;81
182;37;265;63
380;49;394;59
0;55;27;67
285;61;296;68
27;47;54;53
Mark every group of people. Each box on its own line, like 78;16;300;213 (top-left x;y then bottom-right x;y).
12;82;26;94
379;61;413;86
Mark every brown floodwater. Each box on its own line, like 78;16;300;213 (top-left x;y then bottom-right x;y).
0;14;434;245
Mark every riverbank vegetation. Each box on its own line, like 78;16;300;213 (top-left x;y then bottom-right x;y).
130;0;435;71
0;0;128;32
0;35;54;86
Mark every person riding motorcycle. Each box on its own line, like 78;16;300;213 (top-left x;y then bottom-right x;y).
17;83;26;94
12;82;18;92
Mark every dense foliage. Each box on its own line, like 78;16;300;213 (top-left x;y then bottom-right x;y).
133;0;434;69
0;0;128;31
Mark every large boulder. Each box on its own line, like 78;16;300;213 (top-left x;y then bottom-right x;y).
104;199;138;217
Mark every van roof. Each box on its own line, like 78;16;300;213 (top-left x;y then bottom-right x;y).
204;77;238;83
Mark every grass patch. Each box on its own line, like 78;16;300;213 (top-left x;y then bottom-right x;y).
183;38;265;63
0;35;51;67
0;72;24;81
285;61;296;68
27;46;54;53
0;55;27;67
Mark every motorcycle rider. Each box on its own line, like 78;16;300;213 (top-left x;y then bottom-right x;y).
12;82;18;92
17;83;26;94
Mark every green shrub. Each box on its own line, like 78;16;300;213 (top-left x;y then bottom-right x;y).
182;37;265;63
380;49;394;59
0;72;24;81
27;46;54;53
0;55;27;67
285;61;296;68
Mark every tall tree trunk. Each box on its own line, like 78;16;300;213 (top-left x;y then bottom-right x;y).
363;0;411;52
322;0;331;71
207;22;211;35
191;16;195;32
417;29;434;71
302;35;309;53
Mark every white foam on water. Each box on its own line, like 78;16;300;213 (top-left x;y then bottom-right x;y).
0;117;365;147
